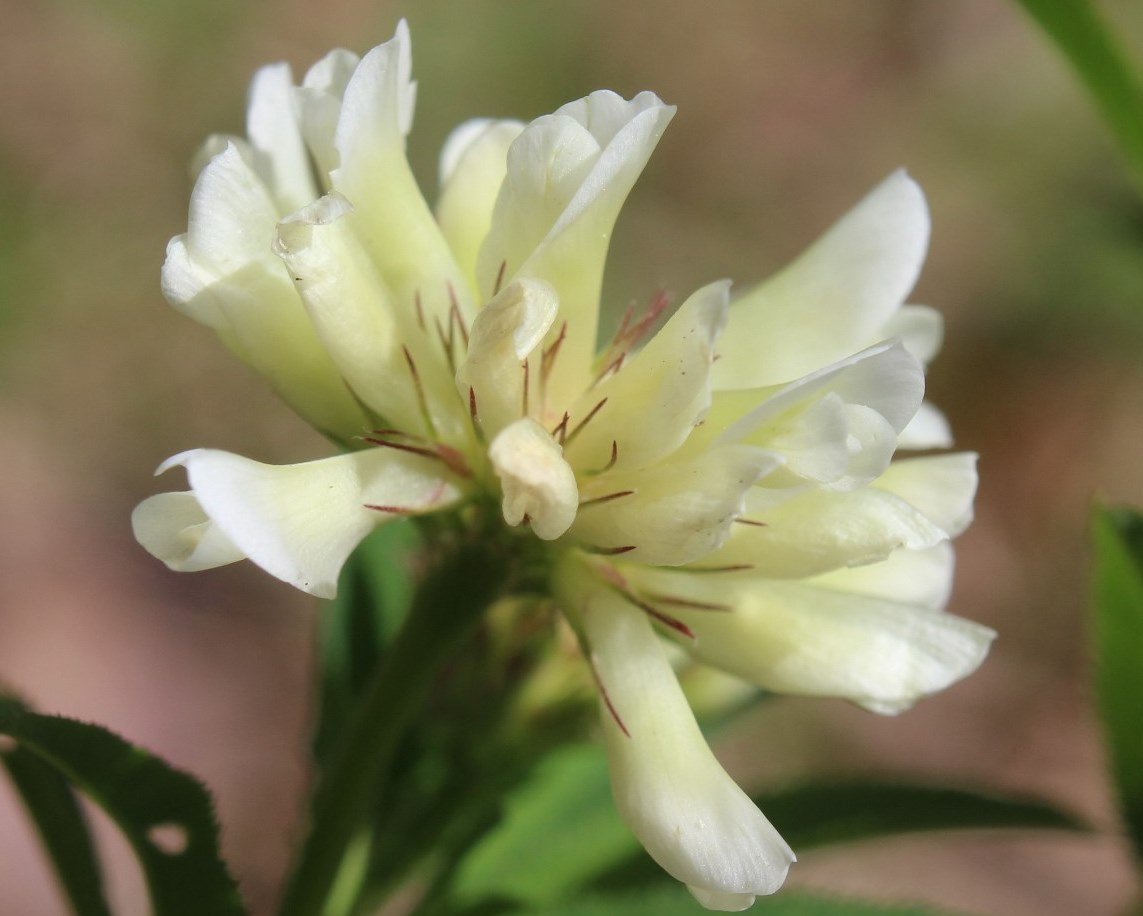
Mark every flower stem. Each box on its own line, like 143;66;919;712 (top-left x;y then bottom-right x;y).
278;535;510;916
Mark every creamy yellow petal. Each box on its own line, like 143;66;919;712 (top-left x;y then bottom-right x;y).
489;418;578;540
874;453;978;537
245;62;317;213
131;491;244;572
714;171;929;390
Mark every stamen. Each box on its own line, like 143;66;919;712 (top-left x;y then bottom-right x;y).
522;358;530;418
564;398;607;446
448;285;470;349
493;259;507;296
402;345;437;438
540;321;568;387
413;291;426;331
363;433;472;478
468;386;479;422
641;593;732;612
585;544;637;556
619;591;695;640
620;288;670;349
433;315;457;376
551;412;570;445
579;489;635;508
681;564;755;574
364;503;416;515
733;517;768;527
584;440;619;476
591;352;626;388
361;436;441;462
589;663;630;738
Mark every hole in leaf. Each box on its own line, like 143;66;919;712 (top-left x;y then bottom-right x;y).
0;735;15;754
147;822;188;855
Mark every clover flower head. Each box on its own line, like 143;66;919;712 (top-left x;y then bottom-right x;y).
134;22;994;909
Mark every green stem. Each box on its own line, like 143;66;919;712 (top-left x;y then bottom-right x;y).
1017;0;1143;195
278;536;510;916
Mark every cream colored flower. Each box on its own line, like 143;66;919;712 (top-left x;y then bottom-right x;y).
134;22;993;909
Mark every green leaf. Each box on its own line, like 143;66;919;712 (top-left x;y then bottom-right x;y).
313;519;420;764
758;782;1086;850
450;743;635;909
523;886;955;915
0;695;245;916
1092;505;1143;863
1017;0;1143;196
2;737;111;916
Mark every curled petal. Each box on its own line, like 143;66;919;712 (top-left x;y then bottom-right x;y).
715;171;930;390
565;281;729;474
162;143;367;438
627;568;995;715
571;446;780;565
150;447;461;598
879;304;943;365
132;492;244;572
711;342;924;490
489;418;578;540
561;576;793;907
456;279;559;437
297;47;361;182
478;91;675;405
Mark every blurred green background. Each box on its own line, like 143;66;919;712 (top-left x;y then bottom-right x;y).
1;1;1142;913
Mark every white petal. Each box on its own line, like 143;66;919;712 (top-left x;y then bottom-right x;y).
571;446;780;565
436;119;525;297
706;484;947;578
274;192;440;436
331;23;469;326
246;62;317;213
711;342;924;489
159;447;460;598
879;304;943;365
297;47;361;181
564;281;729;474
874;453;978;537
455;279;558;437
131;491;244;572
628;568;995;714
478;91;675;406
489;418;578;540
164;145;367;438
561;577;793;902
810;543;955;610
897;401;953;449
714;171;930;389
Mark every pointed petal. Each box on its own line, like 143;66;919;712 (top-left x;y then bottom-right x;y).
478;91;675;405
246;62;317;213
715;171;930;389
561;577;793;903
489;417;578;540
159;447;460;598
331;22;469;325
132;492;244;572
629;568;994;714
572;446;780;565
297;47;361;182
436;119;525;297
565;281;729;474
707;484;948;578
874;453;978;537
455;279;559;437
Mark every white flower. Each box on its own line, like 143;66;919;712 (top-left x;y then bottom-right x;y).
134;22;994;909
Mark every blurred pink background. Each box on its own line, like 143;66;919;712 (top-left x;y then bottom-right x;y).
2;1;1142;913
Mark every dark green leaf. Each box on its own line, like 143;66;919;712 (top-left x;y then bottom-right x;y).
313;519;419;763
523;886;955;915
1017;0;1143;196
1092;505;1143;862
0;695;245;916
2;737;111;916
